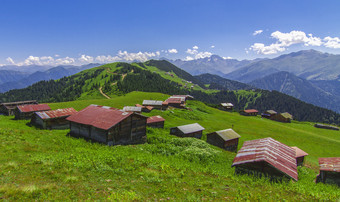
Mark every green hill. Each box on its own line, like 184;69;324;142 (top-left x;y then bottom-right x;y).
0;60;339;125
0;92;339;200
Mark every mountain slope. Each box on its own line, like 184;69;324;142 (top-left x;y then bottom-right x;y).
194;73;253;90
0;63;100;92
225;49;340;82
0;70;28;85
0;61;339;125
250;71;340;113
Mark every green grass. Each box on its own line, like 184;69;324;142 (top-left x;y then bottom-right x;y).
0;91;339;200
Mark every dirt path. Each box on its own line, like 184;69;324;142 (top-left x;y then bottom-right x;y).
99;87;111;99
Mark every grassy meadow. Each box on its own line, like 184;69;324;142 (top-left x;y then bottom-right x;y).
0;91;339;200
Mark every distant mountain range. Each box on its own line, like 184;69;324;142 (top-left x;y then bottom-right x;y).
0;63;100;93
194;73;253;90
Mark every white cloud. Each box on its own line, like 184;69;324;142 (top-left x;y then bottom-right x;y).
193;45;198;50
222;56;233;60
116;50;159;62
186;48;198;55
253;30;263;36
185;46;213;60
54;54;60;57
323;36;340;49
55;57;76;65
78;55;94;63
250;30;324;55
6;57;15;64
211;45;215;48
168;49;178;54
184;56;194;61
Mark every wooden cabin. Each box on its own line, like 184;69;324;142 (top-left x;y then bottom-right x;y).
170;123;204;139
14;104;51;120
31;108;77;129
135;104;154;113
317;157;340;186
207;129;240;152
142;100;165;110
291;146;308;166
261;110;277;119
220;103;234;111
147;115;165;128
171;95;194;100
123;106;142;114
164;97;185;108
272;112;293;123
66;105;147;146
240;109;258;116
314;124;339;131
232;137;298;181
0;100;38;115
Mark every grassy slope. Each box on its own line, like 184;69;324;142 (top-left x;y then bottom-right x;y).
0;91;339;200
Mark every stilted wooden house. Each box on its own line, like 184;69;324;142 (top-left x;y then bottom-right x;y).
291;146;308;166
123;106;142;113
14;104;51;120
142;100;166;110
317;157;340;186
31;108;77;129
0;100;38;115
66;105;147;146
314;124;339;131
261;110;277;119
240;109;258;116
232;137;298;181
147;115;165;128
206;129;240;152
164;97;185;108
220;103;234;111
135;104;153;113
171;95;194;100
273;112;293;123
170;123;204;139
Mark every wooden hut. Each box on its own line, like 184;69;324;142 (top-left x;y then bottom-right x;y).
14;104;51;120
147;115;165;128
220;103;234;111
135;104;154;113
232;137;298;181
291;146;308;166
164;97;185;108
170;123;204;139
206;129;240;152
317;157;340;186
261;110;277;119
66;105;147;146
171;95;194;100
314;124;339;131
240;109;258;116
123;106;142;114
31;108;77;129
273;112;293;123
142;100;165;110
0;100;38;115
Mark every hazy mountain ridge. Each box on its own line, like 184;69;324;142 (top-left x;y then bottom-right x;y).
249;71;340;113
0;70;28;85
194;73;253;90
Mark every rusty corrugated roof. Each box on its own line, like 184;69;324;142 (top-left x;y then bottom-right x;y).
142;100;163;106
147;115;165;124
319;157;340;172
166;98;182;104
291;146;308;158
232;137;298;181
243;109;258;113
35;108;77;120
18;104;51;113
123;106;142;113
66;105;134;130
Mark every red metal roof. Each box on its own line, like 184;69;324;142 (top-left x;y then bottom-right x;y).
166;98;182;104
291;146;309;158
232;137;298;181
18;104;51;113
35;108;77;120
319;157;340;172
66;105;134;130
243;109;258;113
147;115;165;124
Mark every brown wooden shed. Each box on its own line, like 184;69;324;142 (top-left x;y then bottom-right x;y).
314;124;339;131
316;157;340;186
272;112;293;123
170;123;204;139
142;100;165;110
291;146;308;166
240;109;258;116
207;129;240;152
66;104;147;146
147;115;165;128
14;104;51;120
261;110;277;119
0;100;38;115
220;103;234;111
31;108;77;129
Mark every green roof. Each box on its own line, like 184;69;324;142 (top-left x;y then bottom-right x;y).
213;129;241;141
280;112;293;119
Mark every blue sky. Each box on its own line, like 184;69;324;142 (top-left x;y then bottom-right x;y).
1;0;340;66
